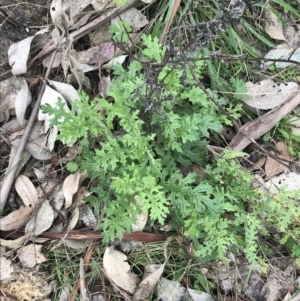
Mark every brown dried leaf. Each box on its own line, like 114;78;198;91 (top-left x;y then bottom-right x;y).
7;120;52;160
132;264;165;301
242;80;298;110
18;244;47;268
229;91;300;151
265;152;284;178
0;234;31;249
0;206;33;231
63;170;87;209
68;187;91;211
36;180;57;198
0;257;14;281
98;76;112;97
103;246;140;294
25;200;55;236
66;207;80;231
263;9;286;41
15;175;38;208
78;206;97;228
247;155;267;172
0;76;24;122
88;42;115;66
265;142;291;178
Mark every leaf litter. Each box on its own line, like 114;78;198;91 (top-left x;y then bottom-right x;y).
1;0;300;300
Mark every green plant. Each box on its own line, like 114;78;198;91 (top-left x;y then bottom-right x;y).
112;0;131;6
41;32;300;265
109;20;132;42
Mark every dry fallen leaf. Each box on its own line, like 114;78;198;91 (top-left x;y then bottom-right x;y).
101;55;128;70
131;195;148;232
262;44;300;69
48;80;79;104
38;85;70;140
0;257;14;281
25;200;55;236
14;80;32;126
0;206;33;231
132;264;165;301
18;244;47;268
63;170;87;209
264;141;291;178
263;9;285;41
0;76;25;122
242;79;298;110
187;288;215;301
264;172;300;191
15;175;38;208
0;234;31;249
229;91;300;151
156;278;186;301
103;246;140;294
66;207;80;231
8;34;47;75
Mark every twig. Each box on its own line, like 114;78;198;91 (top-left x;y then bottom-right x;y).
0;229;167;242
69;243;95;301
159;0;182;44
0;51;57;212
79;258;89;301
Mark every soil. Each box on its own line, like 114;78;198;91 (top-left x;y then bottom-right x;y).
0;0;51;81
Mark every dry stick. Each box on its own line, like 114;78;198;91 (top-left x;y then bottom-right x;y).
159;0;181;44
69;243;95;301
28;0;141;67
79;258;89;301
0;51;57;212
